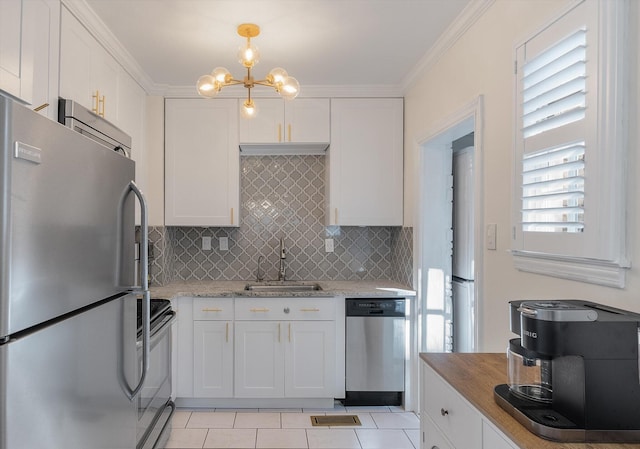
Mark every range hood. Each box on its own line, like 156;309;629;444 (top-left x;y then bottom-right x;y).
239;142;329;156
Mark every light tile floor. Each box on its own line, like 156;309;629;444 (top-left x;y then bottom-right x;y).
164;405;420;449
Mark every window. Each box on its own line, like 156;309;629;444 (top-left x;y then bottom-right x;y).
512;0;630;287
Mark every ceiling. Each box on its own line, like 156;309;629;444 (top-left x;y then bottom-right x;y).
83;0;472;94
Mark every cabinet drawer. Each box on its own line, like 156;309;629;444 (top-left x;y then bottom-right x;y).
422;413;454;449
235;298;335;320
422;364;482;449
193;298;234;320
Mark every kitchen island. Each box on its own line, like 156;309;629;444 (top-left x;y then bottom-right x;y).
420;353;640;449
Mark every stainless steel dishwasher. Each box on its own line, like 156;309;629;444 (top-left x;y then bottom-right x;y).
344;298;406;406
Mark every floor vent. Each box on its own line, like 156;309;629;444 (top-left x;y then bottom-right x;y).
310;415;362;426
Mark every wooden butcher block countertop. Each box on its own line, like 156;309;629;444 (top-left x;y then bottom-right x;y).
420;353;640;449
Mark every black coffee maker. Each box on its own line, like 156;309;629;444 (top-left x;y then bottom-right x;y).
494;300;640;442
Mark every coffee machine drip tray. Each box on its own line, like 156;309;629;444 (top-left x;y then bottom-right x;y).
494;384;640;443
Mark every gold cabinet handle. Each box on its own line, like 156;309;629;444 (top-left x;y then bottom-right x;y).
250;308;270;312
33;103;49;112
287;124;292;142
226;322;229;343
278;124;282;142
202;308;223;312
335;208;338;224
300;308;320;312
92;90;100;115
230;208;234;225
99;95;105;117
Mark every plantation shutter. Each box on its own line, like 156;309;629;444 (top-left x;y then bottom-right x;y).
519;28;587;234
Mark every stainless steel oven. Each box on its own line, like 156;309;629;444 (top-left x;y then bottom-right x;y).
137;298;175;449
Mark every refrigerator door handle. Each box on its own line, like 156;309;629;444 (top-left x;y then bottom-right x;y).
127;181;150;400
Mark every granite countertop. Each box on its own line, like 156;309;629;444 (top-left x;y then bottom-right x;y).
149;280;416;300
420;353;640;449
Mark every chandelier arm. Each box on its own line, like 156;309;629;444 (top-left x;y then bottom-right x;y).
252;80;276;88
224;79;245;86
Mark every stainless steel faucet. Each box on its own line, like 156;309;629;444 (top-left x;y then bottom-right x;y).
278;237;286;281
256;255;265;282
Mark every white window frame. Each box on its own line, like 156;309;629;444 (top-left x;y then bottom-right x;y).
511;0;630;288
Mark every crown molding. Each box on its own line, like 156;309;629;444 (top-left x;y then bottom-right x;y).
400;0;495;93
61;0;156;92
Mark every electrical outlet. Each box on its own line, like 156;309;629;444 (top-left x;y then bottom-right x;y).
324;238;334;253
202;236;212;251
219;237;229;251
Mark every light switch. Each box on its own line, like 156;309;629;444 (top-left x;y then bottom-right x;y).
202;236;212;251
219;237;229;251
486;224;497;250
325;238;334;253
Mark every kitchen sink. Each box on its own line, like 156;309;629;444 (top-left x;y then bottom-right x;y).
244;282;323;292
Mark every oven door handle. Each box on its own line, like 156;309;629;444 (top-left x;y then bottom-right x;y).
138;311;176;351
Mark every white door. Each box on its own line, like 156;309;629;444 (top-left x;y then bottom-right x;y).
193;321;233;398
234;321;284;398
285;321;335;397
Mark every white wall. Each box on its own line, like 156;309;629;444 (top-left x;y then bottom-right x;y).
404;0;640;351
145;95;165;226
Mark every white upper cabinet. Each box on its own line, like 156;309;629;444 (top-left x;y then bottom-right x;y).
165;98;240;227
327;98;404;226
0;0;60;119
59;6;119;121
239;98;330;144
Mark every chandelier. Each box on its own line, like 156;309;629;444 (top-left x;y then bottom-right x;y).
196;23;300;118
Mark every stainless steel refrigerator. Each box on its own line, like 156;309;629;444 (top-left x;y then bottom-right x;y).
0;95;150;449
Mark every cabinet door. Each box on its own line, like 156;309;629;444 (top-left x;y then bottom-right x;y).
285;320;335;398
59;6;119;120
422;413;454;449
238;98;284;143
422;362;482;449
193;321;234;398
59;7;94;111
285;98;330;143
0;0;58;114
482;421;517;449
234;321;284;398
0;0;22;98
165;98;240;226
328;98;403;226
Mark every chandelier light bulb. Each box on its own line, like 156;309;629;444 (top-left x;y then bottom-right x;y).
196;74;218;98
238;44;260;68
280;76;300;100
211;67;231;84
267;67;289;87
240;99;258;119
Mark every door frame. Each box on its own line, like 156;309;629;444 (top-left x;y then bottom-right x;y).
410;96;485;408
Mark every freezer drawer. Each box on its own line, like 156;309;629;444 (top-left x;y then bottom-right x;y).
0;295;137;449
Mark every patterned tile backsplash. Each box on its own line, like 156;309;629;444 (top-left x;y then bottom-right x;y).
148;155;413;287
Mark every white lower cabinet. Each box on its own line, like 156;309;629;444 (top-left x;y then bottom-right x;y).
234;320;284;398
193;321;234;398
421;360;517;449
234;298;336;399
176;296;338;406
